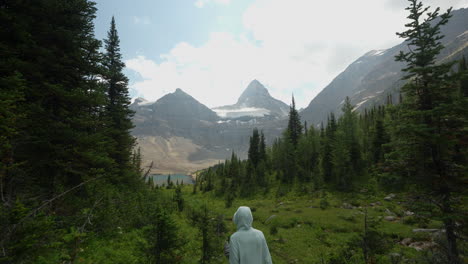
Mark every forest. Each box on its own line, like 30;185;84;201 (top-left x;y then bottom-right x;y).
0;0;466;263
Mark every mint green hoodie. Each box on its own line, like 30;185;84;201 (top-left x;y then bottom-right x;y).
229;206;273;264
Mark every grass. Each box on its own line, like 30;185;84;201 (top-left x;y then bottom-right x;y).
172;186;446;264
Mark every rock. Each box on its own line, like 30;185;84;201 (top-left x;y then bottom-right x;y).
389;253;404;262
369;202;376;207
264;215;277;224
376;201;382;206
408;241;436;251
385;208;395;215
412;229;441;233
401;238;412;246
384;216;397;221
384;193;396;201
404;211;415;216
342;203;355;209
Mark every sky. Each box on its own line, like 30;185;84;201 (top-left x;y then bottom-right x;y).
93;0;468;108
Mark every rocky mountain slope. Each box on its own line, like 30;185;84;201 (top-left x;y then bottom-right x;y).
131;81;287;174
300;8;468;126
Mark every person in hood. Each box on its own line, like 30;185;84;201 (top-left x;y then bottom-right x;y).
229;206;272;264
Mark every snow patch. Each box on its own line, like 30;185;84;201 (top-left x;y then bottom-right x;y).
132;97;154;106
353;99;370;111
371;49;386;56
457;30;468;38
213;107;271;118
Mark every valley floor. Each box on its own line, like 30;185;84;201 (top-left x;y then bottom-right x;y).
167;186;462;264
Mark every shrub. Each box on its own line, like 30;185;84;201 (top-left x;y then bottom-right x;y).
320;198;330;210
270;225;278;235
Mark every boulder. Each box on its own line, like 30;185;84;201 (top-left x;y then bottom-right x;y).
384;216;397;221
385;208;395;215
400;238;412;246
264;215;277;224
408;241;436;251
342;203;355;209
384;193;396;201
412;228;441;233
404;211;415;216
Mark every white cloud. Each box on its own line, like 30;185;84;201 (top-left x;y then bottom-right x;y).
127;0;467;108
133;16;151;25
195;0;231;8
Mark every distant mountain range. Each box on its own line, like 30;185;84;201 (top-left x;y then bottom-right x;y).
300;7;468;126
131;8;468;173
130;80;287;174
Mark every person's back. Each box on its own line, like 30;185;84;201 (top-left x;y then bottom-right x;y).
229;206;272;264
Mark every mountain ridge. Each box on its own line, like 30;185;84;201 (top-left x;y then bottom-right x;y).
300;7;468;126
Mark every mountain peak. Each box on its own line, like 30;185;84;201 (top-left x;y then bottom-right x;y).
174;88;186;95
237;80;271;104
211;79;289;118
133;97;148;104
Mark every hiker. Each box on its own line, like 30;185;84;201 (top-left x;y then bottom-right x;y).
227;206;272;264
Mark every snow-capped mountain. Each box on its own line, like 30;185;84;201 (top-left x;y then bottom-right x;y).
213;80;289;119
130;83;288;174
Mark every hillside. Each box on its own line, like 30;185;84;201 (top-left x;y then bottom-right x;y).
300;8;468;126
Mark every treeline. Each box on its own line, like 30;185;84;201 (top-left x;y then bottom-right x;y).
196;2;467;263
0;1;170;262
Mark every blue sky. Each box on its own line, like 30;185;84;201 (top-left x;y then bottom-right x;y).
93;0;467;108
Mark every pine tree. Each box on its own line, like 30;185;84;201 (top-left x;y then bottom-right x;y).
286;96;302;147
0;0;120;260
102;17;135;180
392;1;464;262
332;97;362;190
248;128;261;167
147;210;182;264
259;131;267;162
174;186;184;212
320;113;337;183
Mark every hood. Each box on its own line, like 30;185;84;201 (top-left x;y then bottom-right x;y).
233;206;253;231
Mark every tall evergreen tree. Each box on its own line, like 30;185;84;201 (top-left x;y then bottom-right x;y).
102;17;135;180
286;96;302;147
0;0;118;260
320;113;337;183
391;1;465;262
248;128;261;167
147;210;182;264
259;131;267;162
332;97;362;190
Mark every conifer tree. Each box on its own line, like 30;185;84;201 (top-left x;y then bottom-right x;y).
320;113;337;183
332;97;361;190
0;0;119;260
259;131;267;162
391;1;464;262
174;186;184;212
248;128;261;167
147;210;182;264
286;96;302;147
102;17;135;179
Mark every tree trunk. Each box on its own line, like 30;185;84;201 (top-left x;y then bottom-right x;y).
442;197;460;264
